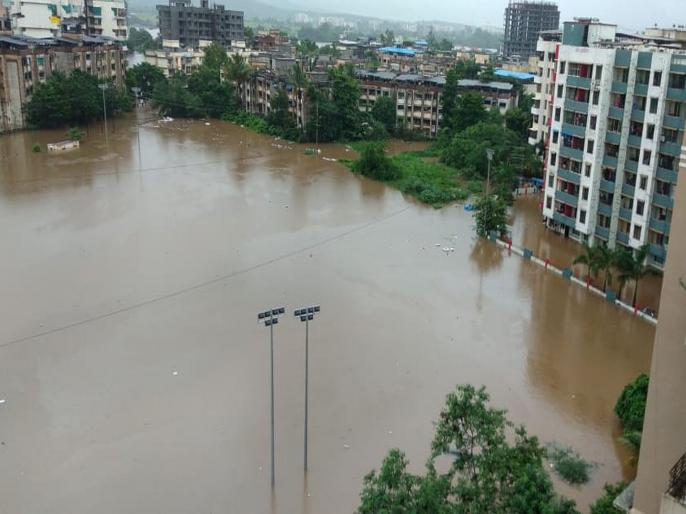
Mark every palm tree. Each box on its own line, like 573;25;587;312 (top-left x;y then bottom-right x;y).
224;54;252;109
594;246;616;292
618;245;659;307
572;244;599;283
614;247;635;300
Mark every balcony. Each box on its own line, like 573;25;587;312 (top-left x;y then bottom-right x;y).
649;217;671;233
567;75;592;89
617;231;630;244
667;451;686;505
604;154;619;167
595;226;610;239
555;189;579;207
600;179;616;192
558;168;581;185
664;115;685;129
605;131;621;145
628;134;642;147
619;207;633;220
560;145;585;161
656;167;678;183
565;99;589;113
562;122;586;138
660;141;682;156
598;202;613;216
654;193;675;209
632;108;645;122
553;211;577;228
608;106;624;119
649;243;667;259
622;183;635;196
634;83;649;96
611;80;627;93
626;159;639;172
667;87;686;102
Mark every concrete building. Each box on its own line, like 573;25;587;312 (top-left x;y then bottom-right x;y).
145;39;210;77
629;129;686;514
10;0;127;41
528;29;562;146
0;34;125;132
503;0;560;59
539;19;686;270
1;3;12;34
156;0;243;49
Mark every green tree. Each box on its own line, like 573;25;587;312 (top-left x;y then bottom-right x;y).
505;107;533;141
572;244;600;282
152;77;204;118
243;26;254;46
224;54;252;108
370;95;396;135
473;194;508;237
595;246;616;292
358;385;578;514
454;59;480;80
440;67;460;133
290;63;308;89
125;62;166;98
615;374;649;451
127;27;154;53
480;63;496;82
202;42;229;72
67;127;84;141
351;141;400;181
380;29;395;46
266;89;298;140
297;39;319;71
617;244;660;307
328;64;362;140
187;65;236;118
590;482;627;514
452;93;488;132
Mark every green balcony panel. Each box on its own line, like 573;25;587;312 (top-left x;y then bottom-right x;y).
619;207;633;220
653;193;674;209
558;168;581;184
600;179;616;192
656;167;678;183
611;81;627;94
664;115;685;129
598;202;613;216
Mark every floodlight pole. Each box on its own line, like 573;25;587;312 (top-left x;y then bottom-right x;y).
304;317;309;471
269;317;275;489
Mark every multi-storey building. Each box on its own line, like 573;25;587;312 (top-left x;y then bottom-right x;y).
10;0;127;41
156;0;243;49
503;0;560;59
0;35;125;132
540;19;686;269
528;29;561;146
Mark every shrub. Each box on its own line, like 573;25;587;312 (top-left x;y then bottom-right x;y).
473;194;508;237
546;443;593;485
590;482;627;514
615;374;649;451
67;127;84;142
32;143;41;153
351;142;401;181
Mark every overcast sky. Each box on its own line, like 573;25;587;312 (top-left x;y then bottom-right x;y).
283;0;683;31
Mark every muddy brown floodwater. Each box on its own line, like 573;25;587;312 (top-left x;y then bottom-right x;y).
0;113;654;514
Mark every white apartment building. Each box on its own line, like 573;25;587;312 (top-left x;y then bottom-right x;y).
528;29;561;146
540;19;686;269
11;0;127;41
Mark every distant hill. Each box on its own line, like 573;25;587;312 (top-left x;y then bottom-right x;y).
129;0;295;19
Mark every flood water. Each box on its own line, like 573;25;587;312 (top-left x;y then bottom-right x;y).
0;113;655;513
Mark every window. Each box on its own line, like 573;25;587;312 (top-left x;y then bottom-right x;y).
633;224;642;240
642;150;652;166
614;67;629;82
582;187;589;200
636;69;650;84
646;124;655;139
649;97;658;114
595;65;603;80
579;210;587;223
554;107;561;122
608;118;621;132
634;95;647;111
628;146;640;162
590;115;597;130
592;90;599;105
550;153;557;166
585;163;591;177
559;61;566;74
668;73;686;89
587;140;594;153
639;175;648;190
557;84;563;98
552;130;559;144
546;196;552;209
548;174;554;187
636;200;645;215
653;71;662;87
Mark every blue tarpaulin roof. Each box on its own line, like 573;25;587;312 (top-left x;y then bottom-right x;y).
379;46;416;56
495;69;535;81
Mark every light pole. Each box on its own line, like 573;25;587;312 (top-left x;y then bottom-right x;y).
293;305;320;472
257;306;285;489
98;83;109;146
486;148;494;195
131;87;142;169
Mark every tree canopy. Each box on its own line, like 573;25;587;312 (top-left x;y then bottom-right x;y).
358;385;578;514
125;62;166;98
127;27;155;53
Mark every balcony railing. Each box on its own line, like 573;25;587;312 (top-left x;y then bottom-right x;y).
558;168;581;184
595;226;610;239
555;189;579;207
667;451;686;504
617;231;629;244
565;99;589;113
598;202;613;216
649;217;671;233
553;211;576;228
656;167;678;183
619;207;633;220
600;179;616;192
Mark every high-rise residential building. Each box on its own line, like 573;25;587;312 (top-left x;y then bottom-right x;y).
529;29;561;147
9;0;127;41
156;0;244;49
538;18;686;270
503;1;560;59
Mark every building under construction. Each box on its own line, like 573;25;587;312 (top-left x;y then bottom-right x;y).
503;1;560;58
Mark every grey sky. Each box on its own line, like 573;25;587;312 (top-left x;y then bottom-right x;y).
281;0;684;31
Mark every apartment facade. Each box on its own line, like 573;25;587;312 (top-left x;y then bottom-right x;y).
10;0;127;41
540;20;686;269
528;29;561;146
0;35;125;132
503;0;560;59
157;0;243;49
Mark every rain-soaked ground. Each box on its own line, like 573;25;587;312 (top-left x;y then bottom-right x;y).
0;113;654;513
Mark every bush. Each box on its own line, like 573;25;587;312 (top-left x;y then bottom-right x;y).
351;142;401;181
546;443;593;485
473;194;508;237
615;374;649;451
590;482;627;514
67;127;84;142
32;143;41;153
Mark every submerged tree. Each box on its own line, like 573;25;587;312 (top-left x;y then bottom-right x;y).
358;385;579;514
473;194;508;238
617;244;659;307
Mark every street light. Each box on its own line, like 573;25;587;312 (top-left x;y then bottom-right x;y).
257;306;285;489
131;87;142;168
486;148;494;195
293;305;320;472
98;83;109;147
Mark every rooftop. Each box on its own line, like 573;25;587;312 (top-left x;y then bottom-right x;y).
379;46;416;57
